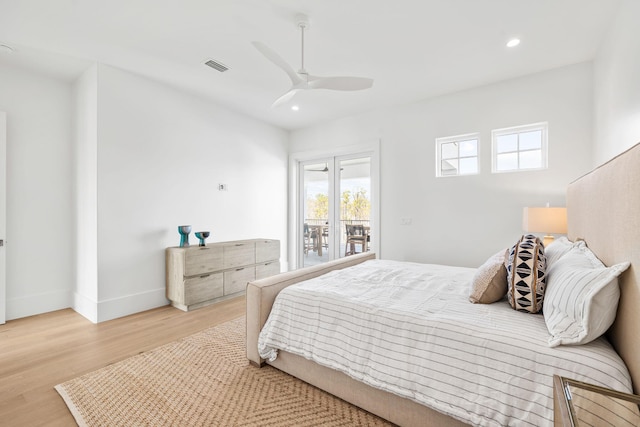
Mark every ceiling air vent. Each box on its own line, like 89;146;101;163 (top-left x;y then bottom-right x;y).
204;58;229;72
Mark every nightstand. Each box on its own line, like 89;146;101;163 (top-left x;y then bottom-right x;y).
553;375;640;426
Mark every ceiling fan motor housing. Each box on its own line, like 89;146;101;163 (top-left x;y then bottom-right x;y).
296;14;310;30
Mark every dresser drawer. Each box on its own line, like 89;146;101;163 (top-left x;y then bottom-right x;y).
184;273;223;305
223;266;255;295
223;242;255;269
256;261;280;279
184;246;223;277
256;239;280;263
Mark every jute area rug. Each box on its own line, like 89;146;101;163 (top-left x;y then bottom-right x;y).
55;316;392;426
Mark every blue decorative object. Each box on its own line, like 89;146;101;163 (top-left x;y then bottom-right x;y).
195;231;210;247
178;225;192;247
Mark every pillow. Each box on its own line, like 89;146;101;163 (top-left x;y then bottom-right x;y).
543;244;630;347
469;249;509;304
544;236;576;267
506;234;547;313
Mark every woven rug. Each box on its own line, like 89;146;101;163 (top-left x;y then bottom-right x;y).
55;316;392;426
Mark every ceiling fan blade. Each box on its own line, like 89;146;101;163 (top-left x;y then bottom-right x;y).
252;41;303;85
308;76;374;91
271;88;300;108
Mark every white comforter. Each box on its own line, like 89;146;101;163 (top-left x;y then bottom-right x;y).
258;260;634;427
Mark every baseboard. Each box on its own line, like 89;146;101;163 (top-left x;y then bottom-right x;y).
73;291;98;323
96;287;169;323
6;289;73;321
5;288;168;323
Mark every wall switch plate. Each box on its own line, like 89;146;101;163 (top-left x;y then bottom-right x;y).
400;217;412;225
218;183;227;191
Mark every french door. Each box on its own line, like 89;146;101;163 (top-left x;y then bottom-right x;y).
298;153;375;268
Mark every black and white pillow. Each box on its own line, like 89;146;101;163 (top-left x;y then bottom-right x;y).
506;234;547;314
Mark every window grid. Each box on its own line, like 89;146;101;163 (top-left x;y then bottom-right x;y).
435;134;480;177
492;123;548;173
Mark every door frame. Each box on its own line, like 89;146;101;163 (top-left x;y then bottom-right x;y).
1;112;6;324
289;140;380;270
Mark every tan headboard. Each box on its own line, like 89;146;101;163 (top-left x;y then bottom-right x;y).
567;142;640;393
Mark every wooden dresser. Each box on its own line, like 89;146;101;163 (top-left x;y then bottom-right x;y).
166;238;280;311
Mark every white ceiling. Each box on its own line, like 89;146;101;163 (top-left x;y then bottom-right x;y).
0;0;621;130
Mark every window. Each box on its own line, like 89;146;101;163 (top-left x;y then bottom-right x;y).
435;133;479;177
492;122;548;173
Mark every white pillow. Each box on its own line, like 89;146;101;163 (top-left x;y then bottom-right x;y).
543;244;630;347
544;236;577;267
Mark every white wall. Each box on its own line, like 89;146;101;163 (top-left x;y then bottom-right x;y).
593;0;640;164
72;64;99;322
0;61;288;323
92;64;288;322
291;63;594;267
0;64;73;319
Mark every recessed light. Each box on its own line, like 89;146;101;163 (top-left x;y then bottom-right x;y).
0;44;15;54
291;105;299;111
506;38;521;48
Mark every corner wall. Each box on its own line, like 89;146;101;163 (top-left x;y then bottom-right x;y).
72;64;99;322
593;0;640;163
1;60;288;323
93;65;288;322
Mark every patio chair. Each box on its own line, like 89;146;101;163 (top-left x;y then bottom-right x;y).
345;224;366;256
303;223;317;255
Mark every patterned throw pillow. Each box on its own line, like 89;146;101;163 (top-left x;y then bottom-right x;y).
506;234;547;313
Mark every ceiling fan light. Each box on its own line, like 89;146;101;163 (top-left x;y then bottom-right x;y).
507;38;521;48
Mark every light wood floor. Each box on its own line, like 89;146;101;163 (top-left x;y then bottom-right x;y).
0;297;245;427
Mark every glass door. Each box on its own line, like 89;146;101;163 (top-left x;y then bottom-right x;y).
337;156;371;259
299;154;372;268
300;160;332;268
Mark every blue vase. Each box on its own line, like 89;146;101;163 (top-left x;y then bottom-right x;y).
178;225;192;247
195;231;210;247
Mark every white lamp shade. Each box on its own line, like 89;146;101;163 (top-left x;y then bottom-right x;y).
523;207;567;234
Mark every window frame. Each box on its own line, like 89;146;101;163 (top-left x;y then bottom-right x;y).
435;132;480;178
491;122;548;173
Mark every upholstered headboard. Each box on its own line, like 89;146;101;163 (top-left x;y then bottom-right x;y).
567;142;640;393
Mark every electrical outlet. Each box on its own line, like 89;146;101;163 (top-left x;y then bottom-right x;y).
400;217;412;225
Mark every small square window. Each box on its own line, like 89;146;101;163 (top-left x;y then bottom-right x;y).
435;133;480;177
492;123;548;173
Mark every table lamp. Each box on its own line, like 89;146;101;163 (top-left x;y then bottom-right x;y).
522;206;567;246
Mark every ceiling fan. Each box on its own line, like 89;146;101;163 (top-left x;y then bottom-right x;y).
307;164;329;172
253;14;374;108
306;163;344;172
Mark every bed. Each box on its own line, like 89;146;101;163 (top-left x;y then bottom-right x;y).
246;142;640;426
